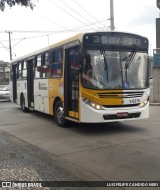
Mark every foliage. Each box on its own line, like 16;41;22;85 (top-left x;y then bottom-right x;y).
0;0;35;11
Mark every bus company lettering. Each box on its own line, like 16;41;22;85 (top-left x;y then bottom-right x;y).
82;73;103;89
49;83;53;91
17;83;20;87
58;82;63;95
39;82;47;90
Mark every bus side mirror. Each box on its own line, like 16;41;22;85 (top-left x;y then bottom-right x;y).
149;76;153;86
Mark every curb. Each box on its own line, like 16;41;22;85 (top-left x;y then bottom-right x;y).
149;103;160;106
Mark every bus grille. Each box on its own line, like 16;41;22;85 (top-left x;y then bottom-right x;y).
102;104;140;108
98;91;144;99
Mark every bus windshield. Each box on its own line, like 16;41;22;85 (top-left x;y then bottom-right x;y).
82;50;148;89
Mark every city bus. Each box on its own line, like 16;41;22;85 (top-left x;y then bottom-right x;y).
10;31;150;127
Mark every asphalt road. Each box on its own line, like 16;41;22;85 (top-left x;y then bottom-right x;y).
0;102;160;190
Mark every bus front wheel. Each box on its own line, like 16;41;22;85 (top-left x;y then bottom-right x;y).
54;100;66;127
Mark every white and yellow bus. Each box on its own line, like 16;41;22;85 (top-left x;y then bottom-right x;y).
10;31;150;127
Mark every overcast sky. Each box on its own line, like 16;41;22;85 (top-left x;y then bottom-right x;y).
0;0;159;61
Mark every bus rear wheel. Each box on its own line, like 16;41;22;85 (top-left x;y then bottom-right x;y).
54;100;66;127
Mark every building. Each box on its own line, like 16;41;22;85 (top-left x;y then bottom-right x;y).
0;60;10;84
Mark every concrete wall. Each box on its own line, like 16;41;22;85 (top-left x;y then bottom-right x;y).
156;18;160;48
153;68;160;103
152;18;160;103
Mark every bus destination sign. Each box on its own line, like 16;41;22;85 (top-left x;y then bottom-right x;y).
83;32;148;50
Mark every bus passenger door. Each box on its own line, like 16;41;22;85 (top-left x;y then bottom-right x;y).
12;64;17;102
64;47;80;121
27;59;34;108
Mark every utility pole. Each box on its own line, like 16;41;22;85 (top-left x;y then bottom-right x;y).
8;31;12;61
47;35;49;46
5;31;12;61
110;0;115;31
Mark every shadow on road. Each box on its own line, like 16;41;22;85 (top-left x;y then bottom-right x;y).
18;107;147;136
71;122;146;136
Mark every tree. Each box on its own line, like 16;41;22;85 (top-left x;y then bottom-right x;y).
0;0;35;11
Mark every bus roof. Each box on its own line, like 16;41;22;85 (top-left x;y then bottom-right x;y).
10;31;148;64
11;32;84;64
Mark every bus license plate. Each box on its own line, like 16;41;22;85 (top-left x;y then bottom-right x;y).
117;112;128;117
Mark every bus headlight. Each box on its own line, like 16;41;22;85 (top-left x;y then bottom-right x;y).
140;99;149;108
81;97;104;110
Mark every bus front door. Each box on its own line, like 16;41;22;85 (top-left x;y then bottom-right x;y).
64;47;79;121
12;64;17;102
27;59;34;108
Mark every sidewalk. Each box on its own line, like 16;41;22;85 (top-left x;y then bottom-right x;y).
0;131;91;190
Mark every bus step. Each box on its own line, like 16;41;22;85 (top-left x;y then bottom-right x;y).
29;107;34;111
65;117;79;123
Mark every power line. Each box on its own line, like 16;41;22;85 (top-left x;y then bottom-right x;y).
38;1;110;31
1;19;107;37
72;0;105;29
0;19;109;43
39;15;68;30
47;0;98;31
0;18;110;57
12;38;26;48
0;41;9;52
59;0;100;31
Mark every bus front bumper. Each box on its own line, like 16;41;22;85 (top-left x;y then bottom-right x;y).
80;100;149;123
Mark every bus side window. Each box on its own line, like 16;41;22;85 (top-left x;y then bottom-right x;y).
10;65;13;81
51;48;62;78
17;62;22;80
16;63;19;79
42;51;51;78
22;60;27;78
44;51;50;65
35;55;42;78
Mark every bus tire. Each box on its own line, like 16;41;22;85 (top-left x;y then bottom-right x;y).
54;100;66;127
21;95;28;112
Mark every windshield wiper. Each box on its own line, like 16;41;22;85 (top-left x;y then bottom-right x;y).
123;51;136;69
122;52;136;82
100;50;109;82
